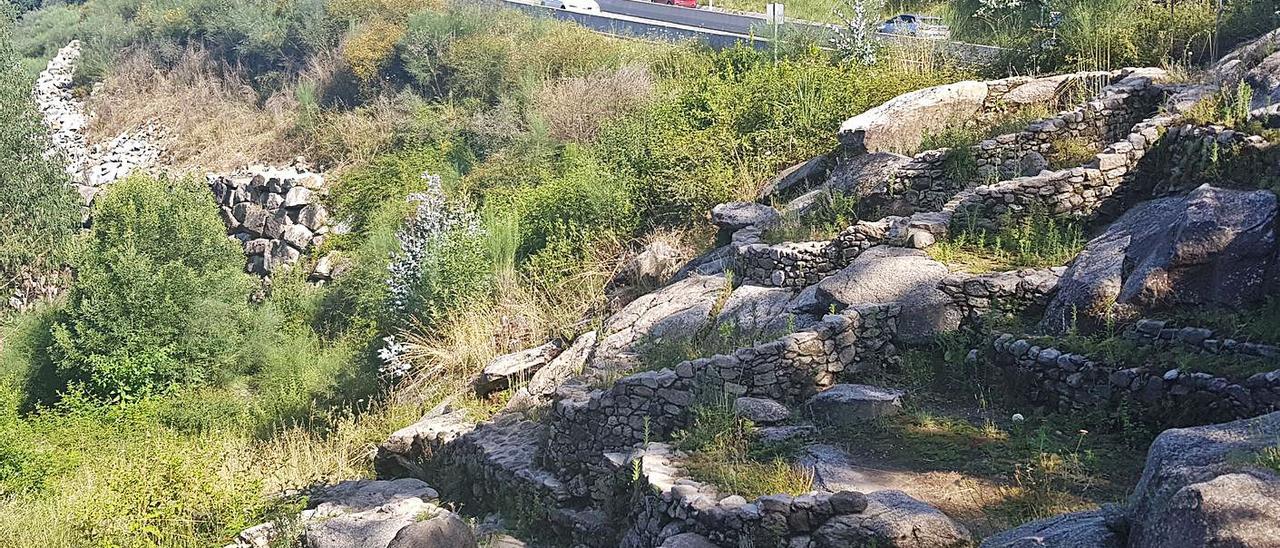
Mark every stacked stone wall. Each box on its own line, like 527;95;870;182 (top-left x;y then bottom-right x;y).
617;443;878;547
208;166;334;275
544;305;900;505
737;216;941;287
989;332;1280;425
887;70;1166;213
938;267;1065;326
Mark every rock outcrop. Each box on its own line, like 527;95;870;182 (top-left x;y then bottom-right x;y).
1127;411;1280;548
227;479;471;548
838;81;988;154
1043;185;1278;332
812;246;960;342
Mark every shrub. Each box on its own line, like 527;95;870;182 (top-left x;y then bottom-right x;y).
0;13;80;284
532;65;656;143
504;148;637;262
49;175;256;401
342;18;407;83
328;143;456;233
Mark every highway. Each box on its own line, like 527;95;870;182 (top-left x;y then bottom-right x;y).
594;0;777;36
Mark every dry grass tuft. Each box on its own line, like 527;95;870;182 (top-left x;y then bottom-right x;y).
86;50;303;173
532;65;656;143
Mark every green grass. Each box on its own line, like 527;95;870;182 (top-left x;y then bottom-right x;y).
673;405;813;499
928;210;1085;273
1047;136;1098;170
762;191;859;245
820;407;1146;526
1258;446;1280;474
1046;329;1280;379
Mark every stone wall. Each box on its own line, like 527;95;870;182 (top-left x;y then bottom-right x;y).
1148;123;1280;195
736;214;947;288
544;305;900;505
989;332;1280;425
208;165;334;275
938;267;1065;326
35;40;164;220
617;443;891;547
954;110;1177;227
884;70;1166;214
1129;319;1280;361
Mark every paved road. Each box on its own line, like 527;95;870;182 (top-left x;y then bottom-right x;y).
594;0;776;35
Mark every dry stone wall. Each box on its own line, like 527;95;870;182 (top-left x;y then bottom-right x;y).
989;332;1280;425
35;40;164;219
736;214;948;288
938;267;1065;326
614;443;967;548
871;70;1165;214
544;305;899;506
208;166;334;275
1149;122;1280;195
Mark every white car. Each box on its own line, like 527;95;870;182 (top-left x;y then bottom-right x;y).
542;0;601;13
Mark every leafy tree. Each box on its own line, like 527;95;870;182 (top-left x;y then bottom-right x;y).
0;9;80;282
49;176;256;401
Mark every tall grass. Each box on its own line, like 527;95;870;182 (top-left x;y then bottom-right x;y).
928;209;1085;273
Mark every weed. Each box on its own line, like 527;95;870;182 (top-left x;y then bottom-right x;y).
928;207;1085;273
674;405;813;499
1257;445;1280;473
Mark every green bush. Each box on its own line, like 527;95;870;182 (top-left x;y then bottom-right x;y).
328;144;457;233
49;175;256;401
0;13;80;281
596;47;959;225
503;147;637;262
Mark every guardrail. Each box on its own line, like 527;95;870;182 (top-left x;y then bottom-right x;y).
492;0;1006;65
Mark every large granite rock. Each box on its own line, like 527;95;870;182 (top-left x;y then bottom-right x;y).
760;155;832;202
804;384;903;427
814;246;960;342
592;274;729;370
300;479;445;548
1127;411;1280;548
711;201;780;232
714;285;803;339
812;490;972;548
980;508;1123;548
474;342;562;396
838;81;989;154
1210;27;1280;113
386;513;478;548
1043;185;1278;333
733;396;790;425
525;331;597;399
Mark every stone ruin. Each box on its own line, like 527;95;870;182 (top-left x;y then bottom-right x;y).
228;27;1280;548
207;164;339;277
34;40;165;221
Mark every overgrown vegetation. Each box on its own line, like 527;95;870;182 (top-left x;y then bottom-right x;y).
0;0;973;542
673;404;814;499
0;10;79;287
928;208;1085;272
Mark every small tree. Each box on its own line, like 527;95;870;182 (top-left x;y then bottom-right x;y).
832;0;885;65
0;10;80;283
49;176;256;401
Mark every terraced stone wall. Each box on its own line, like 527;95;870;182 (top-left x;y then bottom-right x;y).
735;212;950;288
989;332;1280;425
888;70;1166;213
544;305;900;507
616;443;918;548
938;267;1065;326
